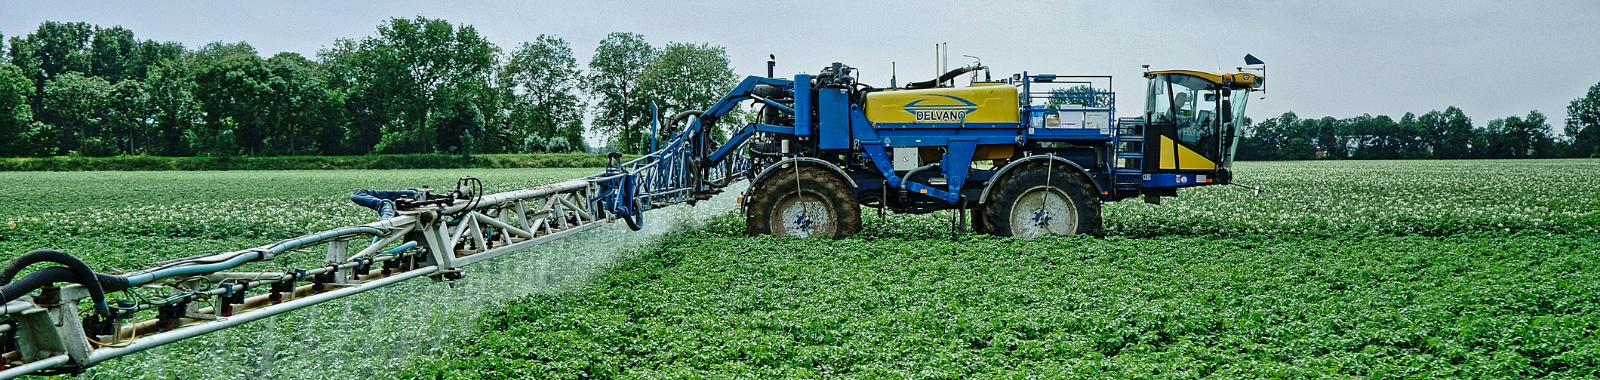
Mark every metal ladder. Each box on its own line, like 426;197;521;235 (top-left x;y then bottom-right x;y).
1113;117;1146;190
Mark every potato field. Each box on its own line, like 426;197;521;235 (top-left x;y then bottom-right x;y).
407;159;1600;379
2;160;1598;379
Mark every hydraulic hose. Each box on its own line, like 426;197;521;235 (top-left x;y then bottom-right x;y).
0;266;130;302
0;250;114;316
900;163;942;201
904;65;984;89
125;226;384;286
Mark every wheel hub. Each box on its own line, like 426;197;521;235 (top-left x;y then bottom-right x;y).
1010;186;1076;238
776;194;833;237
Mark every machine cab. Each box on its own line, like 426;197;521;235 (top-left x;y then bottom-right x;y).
1142;70;1261;174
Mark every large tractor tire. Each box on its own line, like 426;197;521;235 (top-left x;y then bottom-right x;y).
746;165;862;238
984;160;1102;238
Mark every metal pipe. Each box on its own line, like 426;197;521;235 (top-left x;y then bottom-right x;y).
1;300;33;315
202;272;293;282
83;265;440;367
439;180;589;215
379;242;417;255
747;95;796;114
124;226;384;286
350;225;415;260
474;213;532;239
264;226;386;255
0;354;71;380
451;218;605;267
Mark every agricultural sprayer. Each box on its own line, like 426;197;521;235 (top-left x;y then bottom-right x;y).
0;54;1264;377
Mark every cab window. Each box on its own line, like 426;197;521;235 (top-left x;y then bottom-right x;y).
1148;73;1221;154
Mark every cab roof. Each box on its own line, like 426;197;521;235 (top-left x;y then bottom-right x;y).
1146;69;1264;89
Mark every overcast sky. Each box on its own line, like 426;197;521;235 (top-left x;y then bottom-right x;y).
5;0;1599;134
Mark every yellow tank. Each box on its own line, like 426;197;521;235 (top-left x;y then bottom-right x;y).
864;85;1020;125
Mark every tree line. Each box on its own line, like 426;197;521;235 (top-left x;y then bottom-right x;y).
0;18;736;158
1239;84;1600;160
3;19;1598;161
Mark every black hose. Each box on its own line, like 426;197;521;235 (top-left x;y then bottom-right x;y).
899;163;941;201
666;110;703;133
905;65;984;89
0;250;114;316
1;267;131;301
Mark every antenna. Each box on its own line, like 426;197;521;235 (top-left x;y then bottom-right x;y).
891;61;898;88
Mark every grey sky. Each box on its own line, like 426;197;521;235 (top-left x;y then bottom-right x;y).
5;0;1599;134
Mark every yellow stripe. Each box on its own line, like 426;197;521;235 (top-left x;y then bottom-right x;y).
1159;135;1217;171
1160;135;1176;169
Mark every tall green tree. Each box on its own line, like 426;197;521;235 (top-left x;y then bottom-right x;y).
1313;115;1346;159
1567;82;1600;158
317;38;382;155
264;52;339;155
379;17;497;154
42;71;114;155
133;41;184;79
1481;111;1553;159
321;16;498;155
143;60;199;156
90;25;138;82
106;78;151;154
10;22;95;131
587;32;656;153
1425;107;1475;159
1521;110;1557;158
0;63;54;156
638;42;738;143
190;42;273;156
190;44;339;156
1239;111;1314;160
432;96;485;156
1480;118;1513;158
9;21;93;85
501;35;585;153
1046;85;1110;108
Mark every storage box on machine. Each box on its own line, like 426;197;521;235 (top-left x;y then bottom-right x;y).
1040;105;1112;134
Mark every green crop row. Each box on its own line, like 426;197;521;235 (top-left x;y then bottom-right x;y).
410;214;1599;379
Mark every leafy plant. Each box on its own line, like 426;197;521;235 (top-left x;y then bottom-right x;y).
409;159;1600;379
